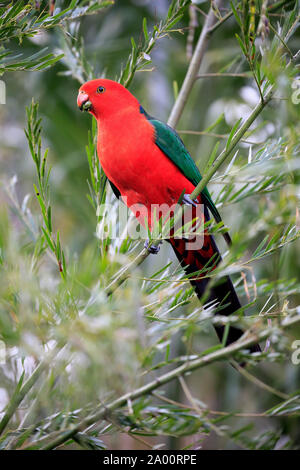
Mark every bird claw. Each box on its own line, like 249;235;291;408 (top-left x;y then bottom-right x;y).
144;239;161;254
182;193;197;207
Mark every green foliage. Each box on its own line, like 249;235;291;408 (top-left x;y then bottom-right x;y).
119;0;191;88
0;0;300;451
0;0;113;75
25;99;67;278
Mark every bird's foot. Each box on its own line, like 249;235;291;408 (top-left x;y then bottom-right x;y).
182;193;197;207
144;239;162;254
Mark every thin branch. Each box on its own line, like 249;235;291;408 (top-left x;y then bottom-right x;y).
232;361;289;400
207;7;234;35
186;4;198;59
178;129;263;145
0;350;55;436
268;22;295;60
168;0;223;128
196;72;250;78
268;0;296;12
152;391;280;418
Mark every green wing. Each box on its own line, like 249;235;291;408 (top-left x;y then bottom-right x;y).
140;107;222;225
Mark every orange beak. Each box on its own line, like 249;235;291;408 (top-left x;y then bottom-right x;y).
77;91;92;112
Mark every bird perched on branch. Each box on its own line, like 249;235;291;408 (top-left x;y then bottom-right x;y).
77;79;260;356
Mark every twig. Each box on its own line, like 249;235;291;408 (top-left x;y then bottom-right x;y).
152;391;277;418
268;22;295;60
186;4;198;59
178;376;224;437
207;7;234;35
232;361;289;400
177;130;264;145
268;0;296;12
0;350;55;436
196;72;250;78
178;129;263;145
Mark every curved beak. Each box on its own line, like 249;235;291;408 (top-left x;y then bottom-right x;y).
77;91;92;112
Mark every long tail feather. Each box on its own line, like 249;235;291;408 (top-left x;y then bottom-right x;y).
169;206;261;354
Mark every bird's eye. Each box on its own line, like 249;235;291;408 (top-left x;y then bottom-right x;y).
97;86;105;94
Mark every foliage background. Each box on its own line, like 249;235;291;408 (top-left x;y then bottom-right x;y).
0;0;300;450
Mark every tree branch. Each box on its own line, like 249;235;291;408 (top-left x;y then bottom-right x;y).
190;86;274;200
168;0;223;128
40;313;300;450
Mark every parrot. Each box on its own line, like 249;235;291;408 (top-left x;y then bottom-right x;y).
77;79;261;355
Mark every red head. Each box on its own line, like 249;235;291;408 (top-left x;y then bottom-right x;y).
77;79;140;119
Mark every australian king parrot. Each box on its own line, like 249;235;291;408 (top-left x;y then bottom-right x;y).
77;79;260;355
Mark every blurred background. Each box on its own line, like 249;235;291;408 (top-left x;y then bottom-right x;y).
0;0;300;450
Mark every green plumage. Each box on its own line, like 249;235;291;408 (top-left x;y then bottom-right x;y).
148;118;222;223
